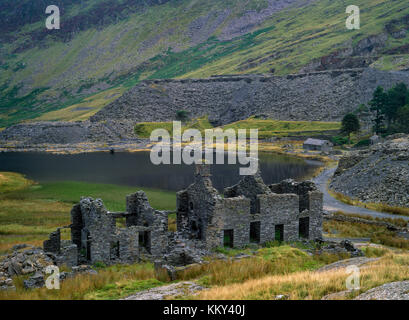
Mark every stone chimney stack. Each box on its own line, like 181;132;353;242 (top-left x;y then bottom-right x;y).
195;163;211;178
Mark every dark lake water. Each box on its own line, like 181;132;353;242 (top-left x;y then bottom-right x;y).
0;152;322;191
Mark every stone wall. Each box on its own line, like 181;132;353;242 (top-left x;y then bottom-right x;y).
218;197;252;248
304;191;324;240
149;211;169;258
224;170;272;214
258;193;300;242
269;180;323;240
70;204;83;250
61;192;171;265
176;165;221;244
43;229;61;254
116;227;139;264
56;243;78;267
79;198;116;264
126;191;155;227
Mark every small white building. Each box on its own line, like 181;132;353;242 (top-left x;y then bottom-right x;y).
303;138;333;152
370;135;380;145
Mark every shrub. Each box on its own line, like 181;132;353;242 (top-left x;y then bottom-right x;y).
354;139;371;147
331;136;349;146
176;110;189;122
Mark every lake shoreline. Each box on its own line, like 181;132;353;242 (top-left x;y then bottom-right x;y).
0;140;333;164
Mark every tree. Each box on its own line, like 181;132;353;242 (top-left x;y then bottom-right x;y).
341;113;360;142
392;105;409;134
176;110;189;122
385;83;408;127
369;86;387;134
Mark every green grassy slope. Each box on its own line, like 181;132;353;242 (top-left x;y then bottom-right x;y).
1;0;409;127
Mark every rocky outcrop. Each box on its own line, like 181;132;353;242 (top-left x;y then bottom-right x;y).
355;281;409;300
330;134;409;208
300;34;388;72
123;281;205;300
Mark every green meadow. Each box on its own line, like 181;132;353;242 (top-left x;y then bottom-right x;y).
134;117;341;139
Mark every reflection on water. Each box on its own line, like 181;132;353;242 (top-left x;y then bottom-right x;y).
0;152;322;191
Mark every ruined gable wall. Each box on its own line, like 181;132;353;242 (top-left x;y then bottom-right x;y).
149;210;169;257
177;166;220;242
269;179;318;212
70;204;83;250
269;180;323;240
126;191;155;227
224;172;272;214
299;191;323;240
176;190;190;236
79;198;116;264
217;197;252;248
116;227;139;264
258;193;299;242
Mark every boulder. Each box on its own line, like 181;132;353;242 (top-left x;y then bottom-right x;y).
23;272;45;289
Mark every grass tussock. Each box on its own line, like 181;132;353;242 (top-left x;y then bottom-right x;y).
195;252;409;300
329;190;409;216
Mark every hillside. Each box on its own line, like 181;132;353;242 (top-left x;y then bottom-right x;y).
1;0;409;127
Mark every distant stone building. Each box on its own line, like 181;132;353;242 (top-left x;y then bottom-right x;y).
303;138;333;152
370;135;380;145
44;165;323;266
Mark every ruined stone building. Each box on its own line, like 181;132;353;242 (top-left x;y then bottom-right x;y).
43;164;323;266
177;165;323;249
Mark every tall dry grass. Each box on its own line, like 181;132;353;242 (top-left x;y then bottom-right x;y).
195;252;409;300
176;246;349;287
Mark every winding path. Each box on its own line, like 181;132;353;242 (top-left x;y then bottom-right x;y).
313;168;409;221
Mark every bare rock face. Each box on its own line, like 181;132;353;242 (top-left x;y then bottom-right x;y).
330;134;409;208
355;281;409;300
